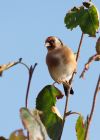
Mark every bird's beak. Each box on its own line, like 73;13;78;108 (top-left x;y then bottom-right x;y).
45;42;51;48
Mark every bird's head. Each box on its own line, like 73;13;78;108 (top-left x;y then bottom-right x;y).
45;36;63;51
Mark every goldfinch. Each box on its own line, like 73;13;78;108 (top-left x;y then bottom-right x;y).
45;36;77;95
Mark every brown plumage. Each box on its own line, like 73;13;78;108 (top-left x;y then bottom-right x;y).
45;36;77;95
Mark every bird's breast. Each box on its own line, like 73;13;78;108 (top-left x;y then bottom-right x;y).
46;51;60;67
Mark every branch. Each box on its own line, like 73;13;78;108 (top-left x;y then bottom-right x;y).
19;61;30;71
80;54;100;78
76;32;84;62
25;63;37;108
65;111;82;117
25;63;37;140
84;74;100;140
59;32;84;140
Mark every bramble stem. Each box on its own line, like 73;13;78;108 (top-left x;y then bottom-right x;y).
59;32;84;140
19;62;30;71
80;54;100;78
25;63;37;140
84;75;100;140
25;63;37;108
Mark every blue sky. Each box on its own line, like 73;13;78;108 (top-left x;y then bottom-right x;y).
0;0;100;139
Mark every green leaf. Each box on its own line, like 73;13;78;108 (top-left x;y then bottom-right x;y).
40;110;62;140
20;108;48;140
36;85;63;111
9;129;26;140
83;2;91;8
76;116;87;140
36;85;63;140
64;2;99;36
64;6;82;30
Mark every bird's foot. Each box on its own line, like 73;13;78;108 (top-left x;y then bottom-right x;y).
64;81;70;89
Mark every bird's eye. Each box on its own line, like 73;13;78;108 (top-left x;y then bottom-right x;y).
50;40;55;43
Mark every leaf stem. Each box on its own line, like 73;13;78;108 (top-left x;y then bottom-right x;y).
59;32;84;140
84;74;100;140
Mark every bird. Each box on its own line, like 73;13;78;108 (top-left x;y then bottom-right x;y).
45;36;77;95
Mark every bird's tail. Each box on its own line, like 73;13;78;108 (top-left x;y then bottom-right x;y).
63;84;74;96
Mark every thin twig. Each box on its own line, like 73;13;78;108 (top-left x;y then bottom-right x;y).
80;54;100;78
19;62;30;71
69;32;84;83
76;32;84;61
84;74;100;140
65;111;82;117
59;32;84;140
25;63;37;108
58;87;70;140
25;63;37;140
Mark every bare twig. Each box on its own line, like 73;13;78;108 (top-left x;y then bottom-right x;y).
80;54;100;78
84;74;100;140
59;32;84;140
76;32;84;61
65;111;82;117
25;63;37;140
25;63;37;108
58;87;70;140
19;61;30;71
18;60;38;108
